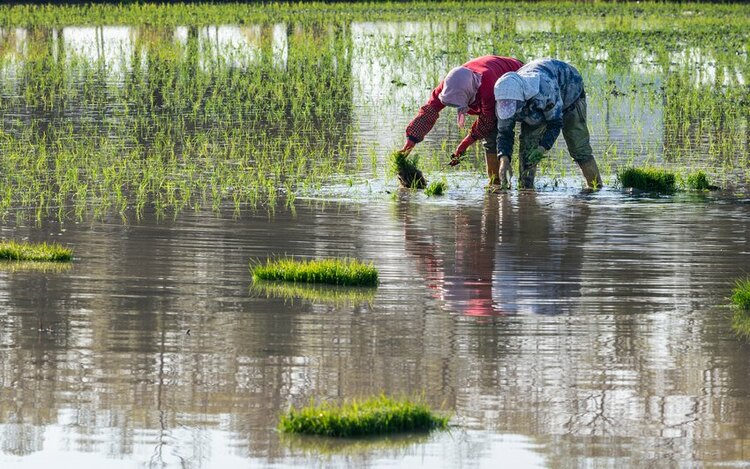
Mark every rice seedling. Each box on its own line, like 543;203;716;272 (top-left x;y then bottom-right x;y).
250;281;376;305
0;1;746;223
388;151;427;189
730;278;750;339
684;170;718;191
0;240;72;262
278;395;449;437
424;179;447;197
731;278;750;311
617;167;676;193
250;257;378;287
0;16;356;223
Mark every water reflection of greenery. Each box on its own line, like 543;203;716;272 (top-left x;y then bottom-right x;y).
250;281;376;305
280;432;431;457
0;260;73;273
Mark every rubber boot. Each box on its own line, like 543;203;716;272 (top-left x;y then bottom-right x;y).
519;153;536;189
485;152;500;186
577;158;603;190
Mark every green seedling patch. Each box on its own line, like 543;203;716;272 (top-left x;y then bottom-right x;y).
424;180;447;196
251;257;378;287
0;240;73;262
730;278;750;339
279;395;449;437
618;167;676;193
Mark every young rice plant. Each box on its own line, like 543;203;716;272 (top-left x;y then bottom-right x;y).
278;395;449;437
250;257;378;287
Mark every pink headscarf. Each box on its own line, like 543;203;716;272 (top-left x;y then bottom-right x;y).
439;66;482;128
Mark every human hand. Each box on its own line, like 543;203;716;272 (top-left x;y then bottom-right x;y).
400;139;416;155
448;152;464;166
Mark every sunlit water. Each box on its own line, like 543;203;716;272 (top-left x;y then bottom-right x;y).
2;187;750;468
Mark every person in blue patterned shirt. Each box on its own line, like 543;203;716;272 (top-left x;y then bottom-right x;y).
493;59;602;190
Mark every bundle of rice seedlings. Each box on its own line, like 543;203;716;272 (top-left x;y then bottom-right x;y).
685;170;718;191
0;240;73;262
389;151;426;189
731;278;750;339
424;180;447;196
617;167;676;193
250;257;379;287
279;395;449;437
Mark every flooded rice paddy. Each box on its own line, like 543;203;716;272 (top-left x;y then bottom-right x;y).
3;194;750;468
0;2;749;468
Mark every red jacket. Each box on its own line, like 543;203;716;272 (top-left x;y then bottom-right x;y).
405;56;523;155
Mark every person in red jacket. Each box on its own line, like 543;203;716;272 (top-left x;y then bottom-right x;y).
400;55;524;187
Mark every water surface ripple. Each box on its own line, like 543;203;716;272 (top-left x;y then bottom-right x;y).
1;190;749;467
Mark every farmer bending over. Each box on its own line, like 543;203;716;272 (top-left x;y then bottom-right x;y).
493;58;602;189
400;55;523;186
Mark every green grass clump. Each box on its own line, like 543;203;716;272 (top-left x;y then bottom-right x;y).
731;278;750;310
0;241;72;262
251;258;378;286
684;170;718;191
686;171;710;191
731;279;750;339
279;395;449;437
617;167;676;193
424;180;447;197
389;151;426;189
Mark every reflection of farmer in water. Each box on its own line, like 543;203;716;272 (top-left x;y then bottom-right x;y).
400;56;523;187
399;195;505;316
398;193;590;316
493;58;603;190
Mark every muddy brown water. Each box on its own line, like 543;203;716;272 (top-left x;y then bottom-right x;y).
1;189;749;468
1;19;749;468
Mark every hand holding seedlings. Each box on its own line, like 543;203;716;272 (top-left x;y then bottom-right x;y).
399;139;415;155
389;151;427;189
448;153;464;166
526;146;547;165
